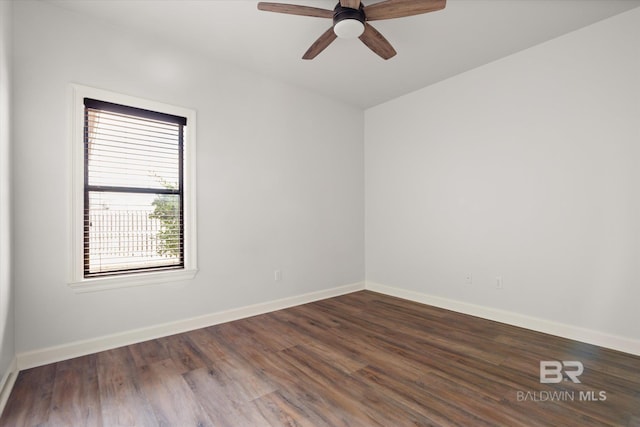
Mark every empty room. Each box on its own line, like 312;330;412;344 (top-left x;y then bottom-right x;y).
1;0;639;425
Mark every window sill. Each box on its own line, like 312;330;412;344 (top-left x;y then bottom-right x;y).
69;268;198;293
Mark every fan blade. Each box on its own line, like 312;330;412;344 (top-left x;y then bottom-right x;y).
340;0;361;9
359;23;396;60
302;27;337;59
257;2;333;19
364;0;446;21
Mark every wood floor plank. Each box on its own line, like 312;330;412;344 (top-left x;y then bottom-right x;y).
251;389;321;427
0;363;56;426
182;365;272;427
212;340;382;427
48;355;102;427
353;365;496;427
186;326;235;361
96;346;159;426
277;352;428;426
128;338;170;368
138;358;215;426
241;314;311;351
313;298;508;365
158;333;212;374
2;290;639;426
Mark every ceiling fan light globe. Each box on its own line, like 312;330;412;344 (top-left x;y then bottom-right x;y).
333;19;365;39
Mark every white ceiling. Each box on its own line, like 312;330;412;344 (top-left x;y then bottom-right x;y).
43;0;640;108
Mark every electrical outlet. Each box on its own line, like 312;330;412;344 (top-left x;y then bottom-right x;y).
465;273;473;285
496;276;503;289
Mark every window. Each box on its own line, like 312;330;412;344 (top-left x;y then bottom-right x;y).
71;86;197;291
84;98;186;276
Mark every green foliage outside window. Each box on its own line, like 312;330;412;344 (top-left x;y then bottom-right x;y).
149;176;180;258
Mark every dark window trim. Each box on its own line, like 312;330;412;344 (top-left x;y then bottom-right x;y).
84;98;187;126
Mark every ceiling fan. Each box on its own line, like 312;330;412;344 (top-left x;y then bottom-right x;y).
257;0;446;60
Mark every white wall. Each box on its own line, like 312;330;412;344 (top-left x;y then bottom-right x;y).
13;0;364;354
11;0;639;358
365;8;640;342
0;0;15;383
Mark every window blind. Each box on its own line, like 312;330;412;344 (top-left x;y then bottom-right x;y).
83;98;186;277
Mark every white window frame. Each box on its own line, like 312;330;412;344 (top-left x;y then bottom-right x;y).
69;84;198;292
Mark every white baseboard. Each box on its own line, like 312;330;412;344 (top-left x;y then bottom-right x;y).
0;357;18;417
365;281;640;356
16;279;637;372
17;281;365;370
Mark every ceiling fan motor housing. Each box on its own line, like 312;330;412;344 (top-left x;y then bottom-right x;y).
333;3;366;39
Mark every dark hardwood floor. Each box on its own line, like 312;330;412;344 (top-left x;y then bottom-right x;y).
2;291;639;426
